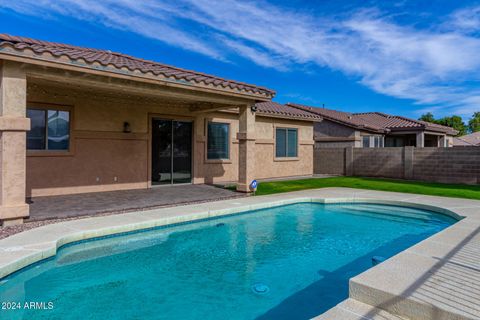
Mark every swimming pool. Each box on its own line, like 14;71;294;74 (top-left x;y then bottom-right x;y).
0;202;456;320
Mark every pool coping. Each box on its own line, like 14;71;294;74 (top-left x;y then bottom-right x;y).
0;187;479;320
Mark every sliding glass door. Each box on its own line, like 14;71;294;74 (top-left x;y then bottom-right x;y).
151;119;192;185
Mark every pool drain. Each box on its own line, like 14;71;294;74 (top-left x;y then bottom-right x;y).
216;223;225;227
252;283;270;295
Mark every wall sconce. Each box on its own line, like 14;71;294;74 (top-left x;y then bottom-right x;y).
250;105;258;113
123;122;131;133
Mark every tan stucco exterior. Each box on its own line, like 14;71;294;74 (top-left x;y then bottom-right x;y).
25;81;314;197
0;61;30;225
0;59;314;225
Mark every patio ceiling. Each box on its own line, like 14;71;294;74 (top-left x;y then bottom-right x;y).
26;67;252;113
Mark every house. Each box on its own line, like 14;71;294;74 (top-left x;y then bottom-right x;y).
453;132;480;146
0;34;318;226
287;103;458;148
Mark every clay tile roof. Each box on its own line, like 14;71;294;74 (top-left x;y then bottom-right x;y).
0;34;275;98
454;131;480;146
287;103;386;132
452;137;474;146
354;113;458;135
255;102;323;121
287;103;458;135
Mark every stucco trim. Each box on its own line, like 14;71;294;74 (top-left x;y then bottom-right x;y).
299;140;314;145
0;117;30;131
255;139;274;145
273;157;300;162
74;131;148;141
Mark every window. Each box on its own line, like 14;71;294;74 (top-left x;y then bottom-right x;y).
207;122;229;159
27;108;70;151
362;136;370;148
276;128;298;157
374;136;383;148
363;135;383;148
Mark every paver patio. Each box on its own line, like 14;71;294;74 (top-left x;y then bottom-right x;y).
28;184;245;221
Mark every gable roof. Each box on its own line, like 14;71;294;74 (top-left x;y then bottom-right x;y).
287;104;385;133
353;112;458;135
0;34;275;99
454;131;480;146
288;103;458;135
255;102;322;121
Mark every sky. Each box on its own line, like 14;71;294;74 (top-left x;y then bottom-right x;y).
1;0;480;119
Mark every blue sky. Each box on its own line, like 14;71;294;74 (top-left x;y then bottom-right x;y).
1;0;480;119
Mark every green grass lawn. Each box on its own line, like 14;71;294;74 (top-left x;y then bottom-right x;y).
250;176;480;200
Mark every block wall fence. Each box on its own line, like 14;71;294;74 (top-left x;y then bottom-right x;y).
314;146;480;184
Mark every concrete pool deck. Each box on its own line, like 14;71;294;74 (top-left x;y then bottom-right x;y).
0;188;479;320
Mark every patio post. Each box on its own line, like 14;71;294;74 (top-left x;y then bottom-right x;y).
237;104;256;192
416;132;425;147
439;135;446;147
0;61;30;225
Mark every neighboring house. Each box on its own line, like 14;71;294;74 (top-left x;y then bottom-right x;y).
0;34;318;225
453;132;480;146
287;103;458;148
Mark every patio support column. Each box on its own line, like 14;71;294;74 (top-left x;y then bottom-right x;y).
416;132;425;148
237;104;255;192
0;61;30;226
192;114;205;184
439;135;446;147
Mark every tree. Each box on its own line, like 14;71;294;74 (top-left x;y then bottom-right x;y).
468;112;480;133
435;116;467;136
419;112;435;123
418;113;467;136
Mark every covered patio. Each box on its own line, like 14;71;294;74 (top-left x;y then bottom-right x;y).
0;35;277;226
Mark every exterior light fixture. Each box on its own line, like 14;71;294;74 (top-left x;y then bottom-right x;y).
123;122;131;133
250;105;258;113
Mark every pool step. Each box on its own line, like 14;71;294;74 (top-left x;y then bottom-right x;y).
333;204;449;225
312;298;408;320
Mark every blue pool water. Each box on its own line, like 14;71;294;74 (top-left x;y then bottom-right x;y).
0;203;456;320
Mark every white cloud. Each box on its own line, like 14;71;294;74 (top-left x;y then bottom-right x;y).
2;0;480;116
0;0;223;58
447;5;480;33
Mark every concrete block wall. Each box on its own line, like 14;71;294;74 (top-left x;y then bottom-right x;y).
314;146;480;184
413;147;480;184
314;148;345;175
353;148;404;178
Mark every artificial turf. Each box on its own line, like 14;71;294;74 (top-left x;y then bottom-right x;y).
250;176;480;200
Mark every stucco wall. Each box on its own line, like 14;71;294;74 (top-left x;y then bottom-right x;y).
254;117;314;180
26;83;313;196
314;119;355;139
314;119;361;148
